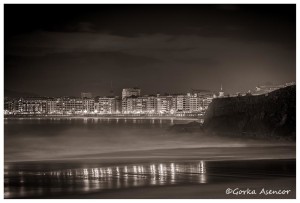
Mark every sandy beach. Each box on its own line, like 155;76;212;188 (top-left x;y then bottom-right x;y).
4;118;296;199
5;146;296;199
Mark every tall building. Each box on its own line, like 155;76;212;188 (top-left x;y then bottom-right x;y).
4;98;17;114
46;98;57;114
190;90;214;111
189;95;202;112
219;84;225;98
122;96;137;114
122;88;141;99
156;95;173;114
146;95;156;113
83;98;95;113
114;96;122;114
81;92;92;99
98;96;120;114
136;97;148;113
175;95;185;112
122;88;141;113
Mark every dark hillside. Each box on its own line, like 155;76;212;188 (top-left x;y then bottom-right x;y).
203;85;296;140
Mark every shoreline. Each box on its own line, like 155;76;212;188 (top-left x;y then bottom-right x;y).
5;145;296;164
5;158;296;199
4;115;200;121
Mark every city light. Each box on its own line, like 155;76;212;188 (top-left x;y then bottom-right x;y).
4;82;295;117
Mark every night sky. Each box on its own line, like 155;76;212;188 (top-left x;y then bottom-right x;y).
4;4;296;97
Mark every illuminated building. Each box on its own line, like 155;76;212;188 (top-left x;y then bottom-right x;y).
146;95;156;113
156;95;173;114
97;96;120;114
16;97;47;114
173;94;191;113
46;98;57;114
136;97;148;113
4;86;215;116
122;96;138;113
190;90;214;111
219;84;225;98
122;88;141;113
4;98;17;114
189;95;202;112
175;95;184;112
83;98;95;113
122;96;152;114
114;97;122;113
54;97;83;114
122;88;141;99
202;97;213;111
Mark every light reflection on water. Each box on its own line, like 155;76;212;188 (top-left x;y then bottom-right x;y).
4;161;206;198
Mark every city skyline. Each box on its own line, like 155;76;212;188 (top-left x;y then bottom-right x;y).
5;82;294;117
5;4;296;97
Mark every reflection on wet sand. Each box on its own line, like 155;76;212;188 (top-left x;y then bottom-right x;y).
4;161;206;198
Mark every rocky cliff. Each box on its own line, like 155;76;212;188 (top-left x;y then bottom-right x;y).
203;85;296;140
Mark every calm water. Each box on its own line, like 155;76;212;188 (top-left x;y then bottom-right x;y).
4;117;240;162
4;118;296;198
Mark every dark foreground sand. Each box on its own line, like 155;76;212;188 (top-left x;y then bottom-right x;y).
5;146;296;199
58;178;295;199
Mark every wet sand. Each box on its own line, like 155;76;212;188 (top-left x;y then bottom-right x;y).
5;146;296;199
4;118;296;199
59;178;295;199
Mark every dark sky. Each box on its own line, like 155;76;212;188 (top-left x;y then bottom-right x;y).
4;4;296;97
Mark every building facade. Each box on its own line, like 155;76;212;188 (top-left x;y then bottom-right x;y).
122;88;141;99
4;87;218;116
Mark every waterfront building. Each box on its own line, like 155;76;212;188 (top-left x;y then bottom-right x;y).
189;95;202;112
46;98;58;114
98;96;120;114
122;88;141;113
83;98;95;113
114;96;122;114
122;96;137;114
17;97;47;114
4;98;17;114
55;97;83;114
175;95;184;112
136;96;148;113
173;94;192;113
146;95;156;113
4;86;216;117
122;88;141;99
156;95;173;114
190;90;214;111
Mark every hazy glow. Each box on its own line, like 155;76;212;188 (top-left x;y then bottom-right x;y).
15;161;206;193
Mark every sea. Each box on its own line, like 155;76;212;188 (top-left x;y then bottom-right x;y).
4;118;296;198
